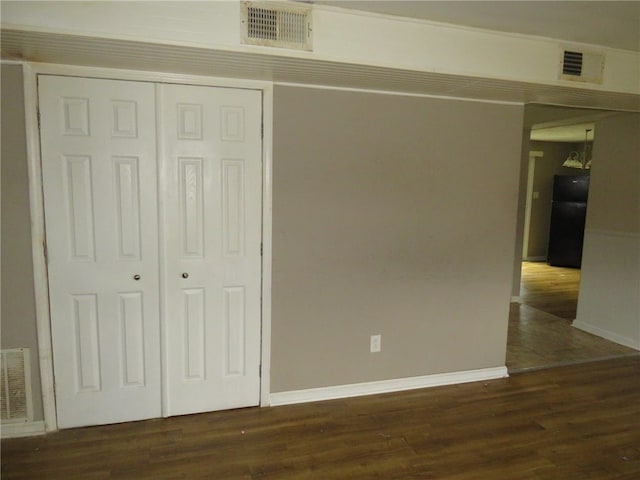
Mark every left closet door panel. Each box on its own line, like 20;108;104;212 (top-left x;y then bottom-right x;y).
39;76;161;428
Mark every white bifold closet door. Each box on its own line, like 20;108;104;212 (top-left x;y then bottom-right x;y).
158;84;262;416
40;76;162;428
39;76;262;429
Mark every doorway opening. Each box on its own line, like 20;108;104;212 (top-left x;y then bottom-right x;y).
507;107;638;372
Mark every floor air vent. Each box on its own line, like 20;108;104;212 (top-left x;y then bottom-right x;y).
560;48;604;84
1;349;33;423
241;1;312;51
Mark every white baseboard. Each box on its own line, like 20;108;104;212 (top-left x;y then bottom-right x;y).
572;321;640;351
524;256;546;262
511;296;522;303
269;366;509;407
1;420;46;439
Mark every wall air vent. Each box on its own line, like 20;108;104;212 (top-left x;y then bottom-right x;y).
1;349;33;424
559;48;605;84
562;50;583;76
241;1;312;51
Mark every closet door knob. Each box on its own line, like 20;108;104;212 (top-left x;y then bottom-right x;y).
133;274;141;281
182;273;189;279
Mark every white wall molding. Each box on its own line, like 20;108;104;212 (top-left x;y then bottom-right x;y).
260;83;274;407
2;1;639;110
270;366;508;407
26;62;274;90
273;81;523;106
572;321;640;350
524;256;547;262
1;421;46;439
23;63;58;432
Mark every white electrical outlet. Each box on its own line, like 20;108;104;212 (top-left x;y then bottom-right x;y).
370;334;381;353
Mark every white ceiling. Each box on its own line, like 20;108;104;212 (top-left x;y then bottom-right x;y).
315;1;640;52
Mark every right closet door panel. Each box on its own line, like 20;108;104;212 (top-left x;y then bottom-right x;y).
159;84;263;416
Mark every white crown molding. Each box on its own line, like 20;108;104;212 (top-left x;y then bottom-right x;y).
2;1;639;105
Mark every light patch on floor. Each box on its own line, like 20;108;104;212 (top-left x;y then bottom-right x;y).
507;303;638;372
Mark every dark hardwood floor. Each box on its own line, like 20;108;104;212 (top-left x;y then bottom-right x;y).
519;261;580;320
3;357;640;479
3;261;638;479
506;302;638;372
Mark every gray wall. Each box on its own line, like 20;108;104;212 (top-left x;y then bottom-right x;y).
575;113;640;348
271;86;524;392
1;64;44;420
584;116;639;234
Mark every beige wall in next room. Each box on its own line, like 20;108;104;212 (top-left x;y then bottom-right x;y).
575;112;640;350
526;140;590;260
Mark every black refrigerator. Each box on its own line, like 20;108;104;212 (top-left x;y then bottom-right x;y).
547;175;589;268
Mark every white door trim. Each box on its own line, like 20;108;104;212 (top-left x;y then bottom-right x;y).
22;62;274;430
522;150;544;260
260;85;274;407
22;64;58;432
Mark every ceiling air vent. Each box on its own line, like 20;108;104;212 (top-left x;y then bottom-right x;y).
562;50;583;76
559;48;605;84
241;1;312;51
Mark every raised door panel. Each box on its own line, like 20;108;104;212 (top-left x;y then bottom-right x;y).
178;158;205;258
63;155;96;261
113;156;142;260
71;294;101;392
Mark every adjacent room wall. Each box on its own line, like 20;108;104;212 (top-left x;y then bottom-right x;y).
526;140;589;260
272;85;524;392
574;113;640;349
1;64;44;420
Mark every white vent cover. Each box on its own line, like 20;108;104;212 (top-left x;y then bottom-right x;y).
1;348;33;424
559;48;605;84
241;1;312;51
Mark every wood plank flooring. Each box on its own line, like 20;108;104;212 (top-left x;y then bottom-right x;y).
519;261;580;320
3;260;638;479
506;303;638;372
508;262;638;372
3;357;640;479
